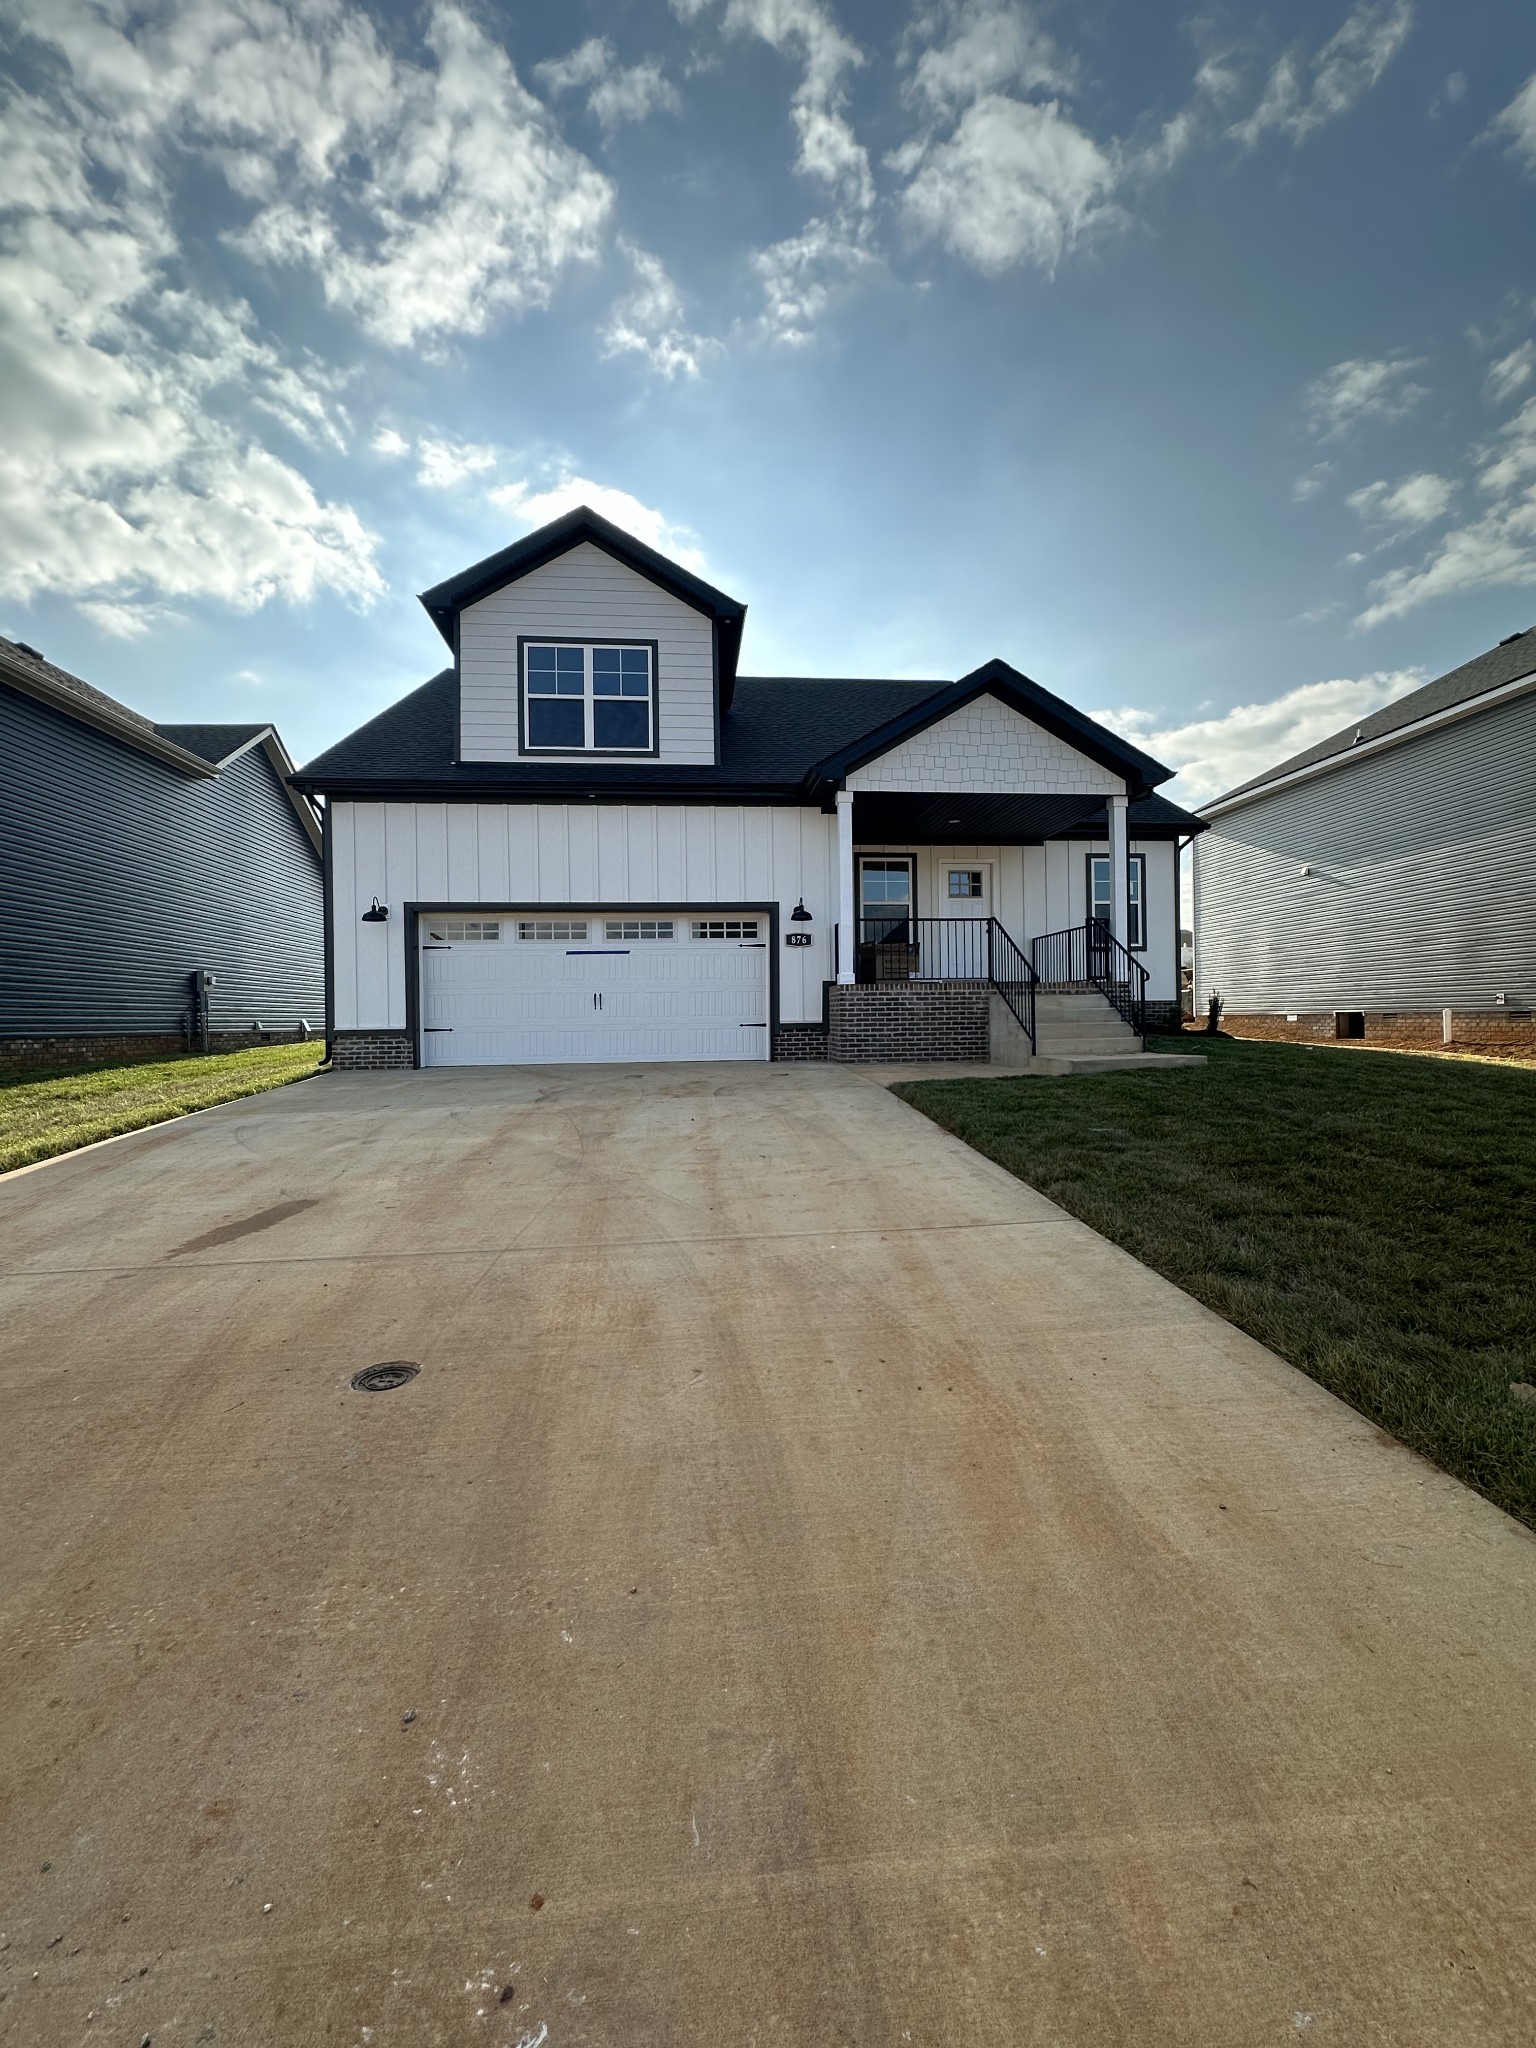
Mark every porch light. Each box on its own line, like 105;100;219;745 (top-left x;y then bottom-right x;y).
790;898;813;921
362;897;390;922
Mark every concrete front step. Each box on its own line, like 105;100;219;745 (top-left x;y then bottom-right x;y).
991;990;1143;1063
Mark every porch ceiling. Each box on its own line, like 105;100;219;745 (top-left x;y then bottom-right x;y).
850;791;1106;844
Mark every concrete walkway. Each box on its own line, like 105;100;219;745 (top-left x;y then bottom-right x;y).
2;1063;1534;2045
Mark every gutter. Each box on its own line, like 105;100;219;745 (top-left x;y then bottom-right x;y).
1200;664;1536;820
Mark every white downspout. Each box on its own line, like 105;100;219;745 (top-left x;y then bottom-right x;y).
836;788;856;985
1108;792;1130;951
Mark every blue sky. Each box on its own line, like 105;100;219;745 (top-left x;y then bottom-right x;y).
1;0;1534;799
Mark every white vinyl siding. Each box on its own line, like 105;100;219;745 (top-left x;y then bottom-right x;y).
332;800;837;1030
845;695;1123;797
459;544;715;765
1194;687;1536;1013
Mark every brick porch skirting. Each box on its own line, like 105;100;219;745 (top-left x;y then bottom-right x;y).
827;983;989;1063
331;1030;416;1070
772;1023;830;1061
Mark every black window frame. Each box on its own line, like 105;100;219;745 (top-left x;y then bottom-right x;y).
517;635;662;759
1087;851;1147;952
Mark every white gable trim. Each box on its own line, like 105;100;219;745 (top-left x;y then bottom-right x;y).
844;692;1124;797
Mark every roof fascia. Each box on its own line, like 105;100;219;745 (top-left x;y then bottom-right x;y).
1200;665;1536;818
254;729;324;853
287;777;807;805
1;648;216;776
807;664;1168;796
418;511;746;648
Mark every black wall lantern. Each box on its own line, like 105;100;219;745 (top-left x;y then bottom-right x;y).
361;896;390;922
790;898;812;922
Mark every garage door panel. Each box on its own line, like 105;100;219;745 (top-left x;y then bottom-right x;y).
420;915;770;1066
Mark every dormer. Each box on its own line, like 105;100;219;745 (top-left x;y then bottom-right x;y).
418;507;747;767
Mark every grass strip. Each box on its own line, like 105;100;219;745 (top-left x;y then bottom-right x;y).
0;1043;327;1175
895;1034;1536;1529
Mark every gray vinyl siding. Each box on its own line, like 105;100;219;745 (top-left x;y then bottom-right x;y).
1194;686;1536;1011
1;683;325;1038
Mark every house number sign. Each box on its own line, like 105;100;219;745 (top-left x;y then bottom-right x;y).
785;932;813;947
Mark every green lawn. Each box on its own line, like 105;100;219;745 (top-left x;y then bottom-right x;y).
0;1042;327;1175
894;1034;1536;1529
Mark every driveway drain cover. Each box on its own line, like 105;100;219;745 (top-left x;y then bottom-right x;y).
351;1362;420;1393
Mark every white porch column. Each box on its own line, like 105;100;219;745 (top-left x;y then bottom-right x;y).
836;788;856;985
1108;791;1130;951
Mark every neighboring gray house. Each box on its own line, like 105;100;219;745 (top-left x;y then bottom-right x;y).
0;636;325;1072
1194;627;1536;1049
293;505;1203;1070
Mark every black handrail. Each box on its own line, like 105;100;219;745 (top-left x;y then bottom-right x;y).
852;916;1036;1051
1031;919;1147;1037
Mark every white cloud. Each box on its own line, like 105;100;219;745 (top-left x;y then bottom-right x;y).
1231;1;1413;147
1292;464;1335;502
1303;355;1427;439
14;0;614;352
1487;340;1535;405
599;241;712;379
415;439;500;490
372;427;410;458
1353;400;1536;626
535;37;681;131
0;109;381;621
900;94;1118;273
488;475;708;572
1097;670;1424;804
749;216;879;344
903;1;1076;115
1346;472;1454;529
678;0;873;210
1490;72;1536;170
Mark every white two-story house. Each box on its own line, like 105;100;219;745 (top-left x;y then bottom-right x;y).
293;507;1201;1068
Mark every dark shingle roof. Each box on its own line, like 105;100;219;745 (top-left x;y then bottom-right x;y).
155;723;271;765
1215;627;1536;806
295;667;1181;805
296;672;949;792
1;635;158;733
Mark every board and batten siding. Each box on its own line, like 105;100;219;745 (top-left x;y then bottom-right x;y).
846;697;1123;796
458;543;716;765
1;684;324;1037
332;800;838;1031
1194;685;1536;1011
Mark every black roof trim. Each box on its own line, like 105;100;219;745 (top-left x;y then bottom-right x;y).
805;658;1172;797
417;504;746;642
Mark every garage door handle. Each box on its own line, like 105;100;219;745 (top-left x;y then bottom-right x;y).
423;1027;453;1032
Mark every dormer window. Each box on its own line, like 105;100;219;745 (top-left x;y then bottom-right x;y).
521;638;657;754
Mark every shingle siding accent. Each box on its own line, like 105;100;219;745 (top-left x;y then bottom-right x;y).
332;1030;414;1070
846;696;1122;797
1;683;324;1040
458;543;716;765
1194;688;1536;1012
827;984;989;1062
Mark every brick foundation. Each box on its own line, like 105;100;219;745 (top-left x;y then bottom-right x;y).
1142;1000;1183;1034
773;1023;829;1061
0;1028;314;1076
1224;1010;1536;1052
331;1030;416;1070
827;983;990;1063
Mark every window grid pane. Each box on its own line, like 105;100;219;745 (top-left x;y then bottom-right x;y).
525;643;653;751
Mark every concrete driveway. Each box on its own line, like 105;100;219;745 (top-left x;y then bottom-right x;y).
3;1063;1534;2047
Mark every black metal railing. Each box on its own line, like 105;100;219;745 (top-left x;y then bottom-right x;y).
1031;919;1148;1036
852;917;1036;1050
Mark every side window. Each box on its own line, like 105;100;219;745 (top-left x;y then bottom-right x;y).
1088;854;1146;949
523;642;655;753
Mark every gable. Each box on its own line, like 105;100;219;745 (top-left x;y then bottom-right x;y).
458;542;717;766
845;693;1124;797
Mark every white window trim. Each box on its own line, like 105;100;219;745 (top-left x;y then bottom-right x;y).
1089;851;1147;952
519;637;659;757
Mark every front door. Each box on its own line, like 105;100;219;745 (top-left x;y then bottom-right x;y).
940;862;991;979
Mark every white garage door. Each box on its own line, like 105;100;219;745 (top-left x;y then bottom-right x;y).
419;912;770;1066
